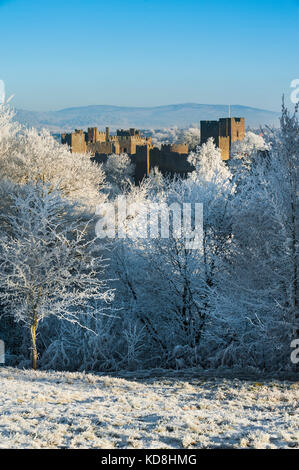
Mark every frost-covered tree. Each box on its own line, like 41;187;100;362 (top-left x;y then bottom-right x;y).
0;183;113;369
149;126;201;149
146;166;166;194
103;152;135;196
0;105;20;161
188;137;232;186
231;130;269;157
0;106;106;208
208;102;298;370
229;131;271;178
1;98;297;374
106;140;234;367
148;127;179;147
176;126;201;149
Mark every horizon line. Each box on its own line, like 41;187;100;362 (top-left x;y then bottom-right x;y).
14;102;281;114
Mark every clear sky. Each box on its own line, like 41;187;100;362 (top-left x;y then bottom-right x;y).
0;0;298;111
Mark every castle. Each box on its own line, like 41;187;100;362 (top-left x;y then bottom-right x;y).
200;117;245;160
61;127;151;155
61;117;245;182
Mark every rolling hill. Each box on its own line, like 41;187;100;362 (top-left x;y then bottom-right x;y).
14;103;280;132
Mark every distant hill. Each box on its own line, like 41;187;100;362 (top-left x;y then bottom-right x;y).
14;103;280;132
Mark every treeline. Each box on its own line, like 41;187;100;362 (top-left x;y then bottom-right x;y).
0;103;297;374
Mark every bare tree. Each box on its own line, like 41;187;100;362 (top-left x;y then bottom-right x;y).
0;182;113;369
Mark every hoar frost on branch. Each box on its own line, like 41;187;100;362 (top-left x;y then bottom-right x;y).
188;137;232;187
148;126;200;149
102;152;135;196
176;126;201;149
0;106;107;209
208;103;298;369
0;183;113;369
0;101;297;374
229;131;271;177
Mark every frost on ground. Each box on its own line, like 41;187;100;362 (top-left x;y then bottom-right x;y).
0;367;298;449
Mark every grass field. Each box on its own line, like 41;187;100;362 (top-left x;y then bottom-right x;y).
0;367;298;449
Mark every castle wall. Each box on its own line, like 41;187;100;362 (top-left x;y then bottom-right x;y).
134;144;193;184
200;120;220;147
88;141;120;155
230;117;245;144
87;127;106;144
61;129;86;153
62;118;244;182
218;136;230;160
61;133;71;147
201;117;245;159
161;143;189;154
62;127;150;155
133;146;150;183
116;135;151;155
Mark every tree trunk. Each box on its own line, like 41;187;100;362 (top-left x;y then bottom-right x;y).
31;318;38;370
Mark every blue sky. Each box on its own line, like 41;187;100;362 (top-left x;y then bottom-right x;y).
0;0;298;111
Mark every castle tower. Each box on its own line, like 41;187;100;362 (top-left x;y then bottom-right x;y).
200;117;245;160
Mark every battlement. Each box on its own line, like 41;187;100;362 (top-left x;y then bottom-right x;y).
61;126;150;155
201;117;245;159
133;143;191;183
61;116;245;181
61;129;87;154
161;143;189;154
116;128;141;137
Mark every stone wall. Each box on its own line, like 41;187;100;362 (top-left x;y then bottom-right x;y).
61;129;87;153
62;118;245;183
133;144;193;184
201;117;245;159
62;126;150;155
